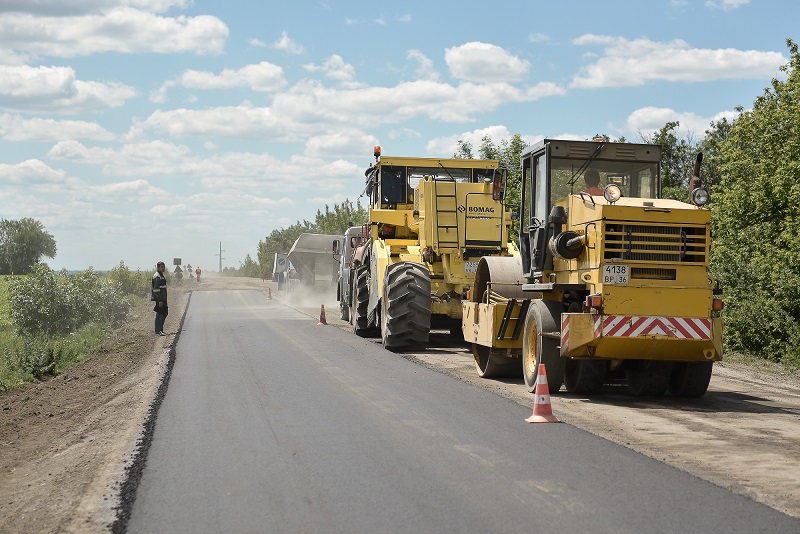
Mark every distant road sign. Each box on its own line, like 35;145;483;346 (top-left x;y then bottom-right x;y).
173;258;182;265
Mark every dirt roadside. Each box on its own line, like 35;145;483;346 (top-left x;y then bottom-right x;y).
1;278;798;533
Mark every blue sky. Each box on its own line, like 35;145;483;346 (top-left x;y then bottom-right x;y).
0;0;794;272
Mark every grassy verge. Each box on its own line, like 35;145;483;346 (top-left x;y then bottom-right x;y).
0;267;149;392
0;324;109;390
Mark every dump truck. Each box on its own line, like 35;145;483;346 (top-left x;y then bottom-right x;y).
462;138;723;397
349;146;518;351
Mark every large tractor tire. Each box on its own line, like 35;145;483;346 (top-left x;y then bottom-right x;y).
564;359;607;394
352;266;373;337
471;256;526;379
473;345;520;378
381;262;431;351
626;360;672;397
669;361;713;397
521;300;565;393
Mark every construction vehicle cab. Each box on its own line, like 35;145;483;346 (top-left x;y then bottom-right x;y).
350;146;518;351
463;139;722;397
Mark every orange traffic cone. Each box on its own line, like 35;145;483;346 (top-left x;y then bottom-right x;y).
318;304;327;325
525;364;561;423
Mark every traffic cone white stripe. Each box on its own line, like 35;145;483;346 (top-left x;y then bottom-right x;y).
525;363;561;424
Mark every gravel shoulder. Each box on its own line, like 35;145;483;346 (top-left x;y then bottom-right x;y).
1;277;798;532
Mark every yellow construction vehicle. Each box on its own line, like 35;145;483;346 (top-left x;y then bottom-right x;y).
350;146;518;351
462;139;723;397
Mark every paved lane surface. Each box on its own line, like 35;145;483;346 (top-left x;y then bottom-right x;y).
127;290;799;533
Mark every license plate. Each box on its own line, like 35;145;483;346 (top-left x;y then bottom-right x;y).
602;264;629;285
464;261;478;273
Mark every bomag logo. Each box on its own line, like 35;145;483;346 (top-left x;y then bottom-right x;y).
467;206;495;213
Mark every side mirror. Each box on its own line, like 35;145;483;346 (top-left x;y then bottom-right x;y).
332;239;340;254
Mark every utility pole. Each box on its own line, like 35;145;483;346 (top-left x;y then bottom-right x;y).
216;242;225;273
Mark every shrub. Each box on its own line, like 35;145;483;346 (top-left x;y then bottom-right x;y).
8;264;131;337
108;261;153;299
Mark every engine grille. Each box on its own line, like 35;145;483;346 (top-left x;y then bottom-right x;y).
603;223;707;264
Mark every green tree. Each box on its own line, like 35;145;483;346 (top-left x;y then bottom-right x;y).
710;39;800;365
639;122;700;201
0;218;57;275
698;113;738;195
314;199;368;235
453;140;474;159
235;254;261;278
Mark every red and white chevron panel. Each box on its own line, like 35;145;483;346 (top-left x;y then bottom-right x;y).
595;315;712;339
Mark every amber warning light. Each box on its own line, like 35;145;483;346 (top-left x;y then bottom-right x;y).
374;145;381;157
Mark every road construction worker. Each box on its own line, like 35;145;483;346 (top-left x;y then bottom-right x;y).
152;261;168;336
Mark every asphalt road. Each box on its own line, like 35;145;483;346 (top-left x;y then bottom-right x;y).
126;289;800;533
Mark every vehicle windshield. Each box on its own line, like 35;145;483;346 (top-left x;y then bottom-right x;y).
407;166;473;189
551;157;659;201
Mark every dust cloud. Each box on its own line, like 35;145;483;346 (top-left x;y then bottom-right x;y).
281;281;339;312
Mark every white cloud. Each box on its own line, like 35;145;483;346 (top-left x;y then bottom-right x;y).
139;78;565;141
141;105;277;139
303;129;379;158
45;138;361;196
445;42;530;83
0;1;189;16
91;178;168;201
0;159;67;185
528;33;549;43
407;50;440;81
571;35;785;88
151;62;288;101
48;139;192;175
180;62;286;92
426;125;543;156
0;113;115;141
303;55;358;85
0;65;137;114
272;31;305;54
0;7;228;57
626;106;741;136
706;0;749;10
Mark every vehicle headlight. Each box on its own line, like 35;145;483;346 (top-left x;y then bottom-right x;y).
604;184;622;203
691;187;710;206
